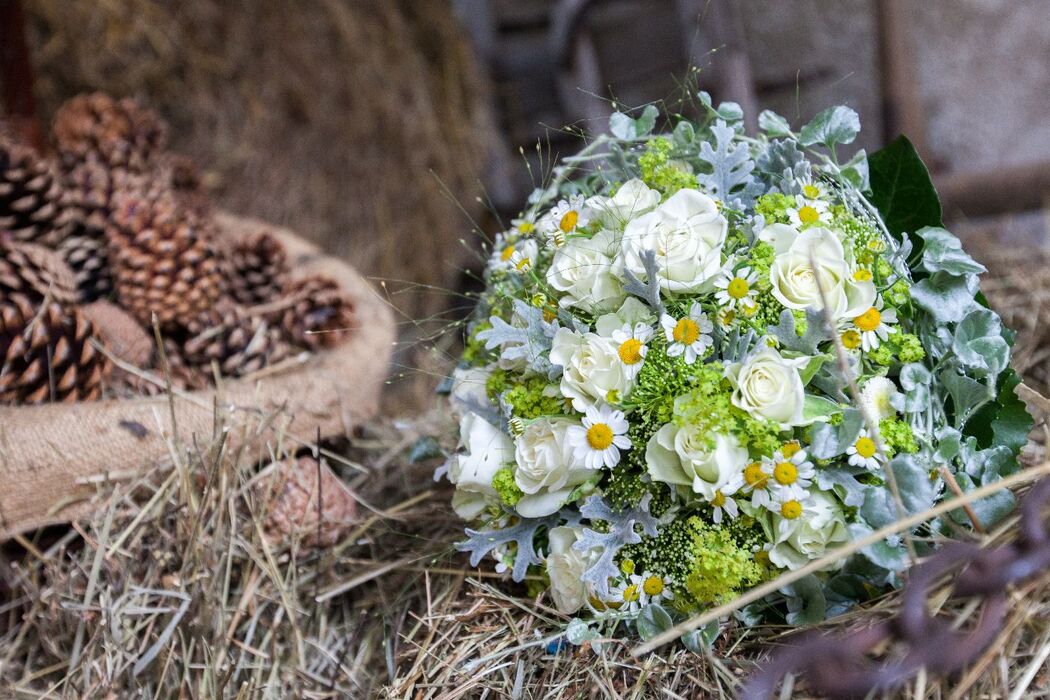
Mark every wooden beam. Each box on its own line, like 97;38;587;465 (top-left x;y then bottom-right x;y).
936;160;1050;218
0;0;42;150
875;0;932;167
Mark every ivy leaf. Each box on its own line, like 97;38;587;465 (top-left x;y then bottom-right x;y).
940;368;994;428
965;368;1033;455
953;308;1009;378
799;106;860;149
917;227;987;276
810;408;864;460
868;135;943;243
758;109;791;137
636;604;674;642
912;271;979;324
609;105;659;139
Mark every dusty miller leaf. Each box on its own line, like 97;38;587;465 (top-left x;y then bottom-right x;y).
799;106;860;149
768;308;832;355
574;494;659;597
622;248;664;313
477;299;561;379
457;510;565;582
755;138;810;195
912;271;979;324
810;408;864;460
696;120;762;208
953;308;1009;378
636;604;674;641
917;227;986;276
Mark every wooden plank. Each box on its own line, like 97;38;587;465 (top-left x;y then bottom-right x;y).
0;0;42;149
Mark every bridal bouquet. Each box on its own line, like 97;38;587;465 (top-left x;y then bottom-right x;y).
443;97;1029;642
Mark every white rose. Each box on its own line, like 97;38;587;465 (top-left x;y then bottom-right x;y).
514;417;591;517
645;423;748;500
449;366;493;418
547;230;626;313
447;413;514;520
594;297;654;336
549;327;635;411
621;189;727;294
726;346;810;427
586;179;661;228
768;491;850;570
546;526;600;613
768;226;875;321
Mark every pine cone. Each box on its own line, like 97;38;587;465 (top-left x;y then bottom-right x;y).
280;276;355;350
52;93;168;173
260;456;358;548
0;135;74;246
182;303;291;377
56;232;112;303
0;241;78;306
106;192;227;330
228;231;290;306
0;295;112;405
80;301;152;367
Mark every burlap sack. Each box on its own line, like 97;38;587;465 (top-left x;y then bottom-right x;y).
0;211;394;539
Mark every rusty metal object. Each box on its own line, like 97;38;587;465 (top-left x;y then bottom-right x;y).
741;477;1050;700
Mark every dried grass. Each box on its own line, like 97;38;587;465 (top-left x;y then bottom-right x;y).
0;243;1048;698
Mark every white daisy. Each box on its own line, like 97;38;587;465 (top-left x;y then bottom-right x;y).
512;211;537;237
637;571;675;606
786;194;831;228
798;179;829;202
710;479;742;524
846;429;883;471
714;265;759;311
851;297;898;351
742;460;774;509
540;194;590;246
568;404;632;470
610;322;654;379
660;302;713;364
608;577;643;613
771;491;811;521
762;444;815;502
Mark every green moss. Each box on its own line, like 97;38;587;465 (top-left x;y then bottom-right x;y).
492;467;524;506
638;138;698;197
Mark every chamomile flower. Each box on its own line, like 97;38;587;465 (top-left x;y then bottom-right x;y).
540;194;590;246
611;322;654;379
787;194;831;228
709;481;742;524
716;306;738;330
491;236;538;274
851;297;898;351
660;302;713;364
568;404;632;470
798;179;829;202
608;578;643;613
742;460;773;509
773;492;811;521
511;211;537;237
762;446;815;502
714;265;759;311
846;429;883;470
637;572;675;605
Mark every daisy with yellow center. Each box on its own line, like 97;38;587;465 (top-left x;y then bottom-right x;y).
610;322;654;379
492;237;537;273
512;212;536;236
660;302;713;365
761;446;815;504
636;571;675;605
568;403;632;470
541;195;590;246
714;265;759;311
710;469;745;524
800;181;827;200
847;429;883;470
779;498;805;520
743;461;774;509
851;296;897;351
608;578;643;612
787;194;830;228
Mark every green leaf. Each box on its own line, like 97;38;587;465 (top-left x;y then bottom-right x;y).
800;354;832;385
780;574;827;625
860;454;935;527
609;105;658;139
565;618;600;645
802;394;841;423
840;149;870;191
799;106;860;149
953;308;1009;377
816;466;869;507
758;109;791;137
849;523;909;570
917;227;987;275
867;136;943;242
681;622;721;653
636;603;673;641
965;368;1033;455
912;271;979;324
717;101;744;122
940;368;993;428
810;408;864;459
672;121;695;147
